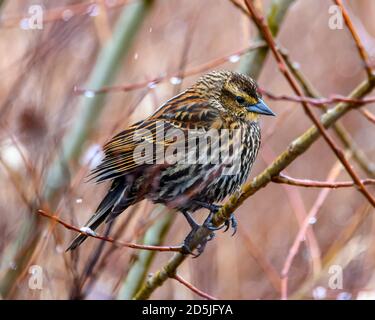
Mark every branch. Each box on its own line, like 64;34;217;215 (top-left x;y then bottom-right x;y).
359;108;375;125
261;145;322;283
0;0;132;28
272;173;375;189
333;0;373;79
74;42;266;95
172;274;218;300
243;0;375;208
291;203;373;299
37;209;181;253
233;0;296;78
134;76;375;300
116;207;174;299
239;225;281;293
261;90;375;107
280;160;344;299
281;48;375;177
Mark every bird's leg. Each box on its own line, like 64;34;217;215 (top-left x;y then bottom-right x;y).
180;209;215;257
194;200;222;214
180;210;200;256
193;200;224;231
181;209;200;230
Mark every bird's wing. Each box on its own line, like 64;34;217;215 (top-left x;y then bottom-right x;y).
90;95;224;182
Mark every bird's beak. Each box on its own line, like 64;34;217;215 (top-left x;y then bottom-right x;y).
246;99;275;116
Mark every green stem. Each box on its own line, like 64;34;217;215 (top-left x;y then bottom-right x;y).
116;206;174;300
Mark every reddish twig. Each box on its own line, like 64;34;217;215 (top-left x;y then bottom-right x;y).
73;42;265;94
272;173;375;189
244;0;375;209
333;0;373;79
0;0;132;28
239;225;281;293
229;0;249;15
280;161;343;299
359;108;375;125
262;145;322;282
37;209;181;253
261;89;375;107
172;273;218;300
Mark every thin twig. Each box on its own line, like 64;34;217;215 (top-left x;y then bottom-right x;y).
172;273;218;300
359;108;375;125
0;0;133;28
281;48;375;177
333;0;373;79
74;42;266;95
272;173;375;189
291;203;373;299
37;209;181;253
280;160;344;299
239;225;281;293
262;145;322;284
261;90;375;107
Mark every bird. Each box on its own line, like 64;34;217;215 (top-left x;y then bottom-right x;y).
67;70;275;253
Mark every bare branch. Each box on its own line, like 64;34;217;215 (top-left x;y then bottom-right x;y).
37;209;182;253
74;42;266;95
172;274;218;300
280;161;345;299
333;0;373;79
272;173;375;189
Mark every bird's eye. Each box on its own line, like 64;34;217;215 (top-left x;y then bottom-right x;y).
236;96;245;104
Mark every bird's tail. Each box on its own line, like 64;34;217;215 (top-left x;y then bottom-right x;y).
66;178;130;251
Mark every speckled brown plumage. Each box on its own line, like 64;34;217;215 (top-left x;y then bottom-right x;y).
67;70;275;251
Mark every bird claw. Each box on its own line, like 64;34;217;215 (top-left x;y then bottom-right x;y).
203;213;224;231
202;207;237;236
192;240;208;258
223;214;238;236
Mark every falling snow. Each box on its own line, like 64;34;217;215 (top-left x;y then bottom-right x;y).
169;76;182;85
228;54;240;63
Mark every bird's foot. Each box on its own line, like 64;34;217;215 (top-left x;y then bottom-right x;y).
181;225;215;257
180;209;216;257
196;201;237;235
181;209;200;230
202;209;224;231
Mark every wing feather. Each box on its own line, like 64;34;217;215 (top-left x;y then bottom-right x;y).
90;93;224;182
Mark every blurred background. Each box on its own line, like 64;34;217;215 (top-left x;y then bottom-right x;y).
0;0;374;300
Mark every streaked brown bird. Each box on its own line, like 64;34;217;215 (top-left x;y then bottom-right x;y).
67;70;275;252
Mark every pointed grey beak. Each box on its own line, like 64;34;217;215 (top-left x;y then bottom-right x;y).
246;99;275;116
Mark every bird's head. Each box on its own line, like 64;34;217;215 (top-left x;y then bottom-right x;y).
196;70;275;121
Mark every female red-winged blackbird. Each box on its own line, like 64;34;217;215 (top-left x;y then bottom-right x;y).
67;70;275;251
